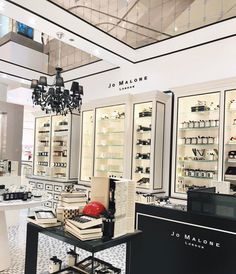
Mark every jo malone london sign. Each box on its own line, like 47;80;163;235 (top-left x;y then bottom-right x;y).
170;231;221;250
108;76;148;91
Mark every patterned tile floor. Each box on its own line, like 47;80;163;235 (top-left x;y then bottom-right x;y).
0;210;126;274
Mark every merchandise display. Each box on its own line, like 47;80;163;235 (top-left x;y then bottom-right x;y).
224;89;236;186
94;105;126;178
132;102;152;190
175;93;220;193
33;114;80;180
80;110;94;181
132;100;165;192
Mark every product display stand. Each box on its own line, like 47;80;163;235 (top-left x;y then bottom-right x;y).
24;222;142;274
0;211;10;271
0;199;48;271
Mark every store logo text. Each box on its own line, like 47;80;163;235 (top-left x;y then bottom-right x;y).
108;76;148;91
170;231;221;250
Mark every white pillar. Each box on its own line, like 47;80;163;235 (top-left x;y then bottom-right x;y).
0;83;7;102
0;211;11;271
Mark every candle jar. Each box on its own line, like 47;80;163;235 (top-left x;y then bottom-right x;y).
186;138;191;145
205;120;211;127
202;137;208;144
199;120;205;128
210;120;216;127
189;121;194;128
194;120;200;128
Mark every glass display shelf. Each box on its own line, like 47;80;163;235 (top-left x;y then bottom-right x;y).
178;143;218;146
94;105;125;178
179;109;219;115
175;92;220;194
96;169;123;173
96;144;124;147
96;157;123;160
178;176;215;180
179;160;217;163
97;131;124;135
179;126;219;131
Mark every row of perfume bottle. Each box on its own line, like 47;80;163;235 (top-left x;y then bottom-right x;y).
54;172;66;178
37;161;48;166
135;153;150;159
137;125;151;132
136;177;150;185
135;166;150;174
1;191;32;201
38;130;50;134
136;139;151;145
190;101;218;112
37;152;49;156
100;111;125;120
54;128;68;133
177;179;207;192
38;140;49;146
182;168;216;178
181;119;219;129
139;107;152;117
53;150;67;157
229;150;236;159
53;140;67;146
53;162;67;167
179;136;217;145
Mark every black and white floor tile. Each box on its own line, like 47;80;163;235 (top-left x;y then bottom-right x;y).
1;210;126;274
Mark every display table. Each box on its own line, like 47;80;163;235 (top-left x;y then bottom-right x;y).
24;222;142;274
0;199;47;271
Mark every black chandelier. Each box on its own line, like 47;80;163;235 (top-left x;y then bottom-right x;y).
30;32;83;115
31;68;83;115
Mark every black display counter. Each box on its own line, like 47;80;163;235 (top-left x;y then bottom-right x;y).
130;203;236;274
24;222;141;274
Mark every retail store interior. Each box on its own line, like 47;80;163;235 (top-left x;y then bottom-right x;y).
1;0;236;273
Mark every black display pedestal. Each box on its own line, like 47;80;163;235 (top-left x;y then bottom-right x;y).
24;222;141;274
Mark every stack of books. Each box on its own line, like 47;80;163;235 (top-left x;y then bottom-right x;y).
65;215;103;241
27;210;61;228
60;191;87;209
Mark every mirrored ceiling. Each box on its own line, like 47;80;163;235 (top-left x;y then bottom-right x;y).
51;0;236;48
0;14;100;75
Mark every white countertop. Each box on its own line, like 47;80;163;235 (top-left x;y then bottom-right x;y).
0;198;48;211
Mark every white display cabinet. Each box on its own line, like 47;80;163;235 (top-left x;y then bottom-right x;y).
94;104;126;178
173;92;220;195
79;95;132;182
78;92;171;194
79;110;94;182
131;92;169;193
224;89;236;187
33;113;80;181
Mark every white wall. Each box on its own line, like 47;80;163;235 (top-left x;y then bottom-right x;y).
78;35;236;101
0;41;48;73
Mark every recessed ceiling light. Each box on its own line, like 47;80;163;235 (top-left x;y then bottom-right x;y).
93;49;100;57
1;74;7;78
174;26;178;32
29;18;37;26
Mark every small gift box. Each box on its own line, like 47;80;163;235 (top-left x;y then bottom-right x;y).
63;207;80;222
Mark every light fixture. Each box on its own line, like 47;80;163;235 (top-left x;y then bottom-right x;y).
30;32;83;115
